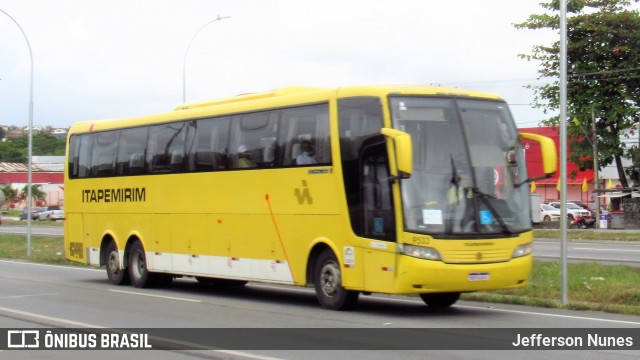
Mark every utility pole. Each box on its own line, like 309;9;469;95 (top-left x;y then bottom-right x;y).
592;107;600;227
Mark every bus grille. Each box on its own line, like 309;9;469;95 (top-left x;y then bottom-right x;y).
441;249;512;264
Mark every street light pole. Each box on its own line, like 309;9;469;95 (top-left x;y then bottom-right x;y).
1;9;34;256
592;107;600;226
182;15;230;104
559;0;569;305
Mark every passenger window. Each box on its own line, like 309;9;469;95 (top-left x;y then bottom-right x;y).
147;122;188;173
229;111;278;169
90;131;118;177
116;127;148;175
190;117;230;171
279;103;330;166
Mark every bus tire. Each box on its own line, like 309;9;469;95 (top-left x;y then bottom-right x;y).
106;241;129;285
313;249;359;310
419;292;460;308
128;240;155;288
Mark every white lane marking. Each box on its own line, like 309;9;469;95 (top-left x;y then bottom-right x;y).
0;293;58;300
0;305;104;328
108;289;203;303
454;305;640;326
574;247;640;252
386;296;640;326
0;259;102;272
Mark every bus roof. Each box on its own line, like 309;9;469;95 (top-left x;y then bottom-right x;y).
69;85;505;134
175;85;504;111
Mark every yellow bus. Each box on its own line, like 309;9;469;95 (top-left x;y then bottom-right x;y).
64;86;556;310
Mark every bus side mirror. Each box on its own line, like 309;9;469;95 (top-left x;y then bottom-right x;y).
381;128;412;179
519;132;557;176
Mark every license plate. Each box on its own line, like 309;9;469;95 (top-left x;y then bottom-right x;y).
468;272;490;281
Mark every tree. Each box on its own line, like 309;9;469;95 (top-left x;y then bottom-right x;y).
515;0;640;186
1;186;18;208
20;184;46;205
0;133;65;163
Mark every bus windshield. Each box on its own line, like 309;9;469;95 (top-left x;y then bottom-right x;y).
390;97;530;236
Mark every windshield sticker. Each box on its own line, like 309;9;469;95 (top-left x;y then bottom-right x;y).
423;209;443;225
479;210;493;225
399;101;407;111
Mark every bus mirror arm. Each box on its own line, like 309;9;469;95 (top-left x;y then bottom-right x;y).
381;128;413;179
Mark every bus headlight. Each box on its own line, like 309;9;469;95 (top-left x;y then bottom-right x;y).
512;243;532;258
400;244;442;261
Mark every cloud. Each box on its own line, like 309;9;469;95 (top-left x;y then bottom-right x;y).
0;0;567;128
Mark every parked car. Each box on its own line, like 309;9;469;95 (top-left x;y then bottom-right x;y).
587;203;611;219
540;204;561;221
569;201;590;211
38;206;65;221
547;202;592;220
19;206;46;220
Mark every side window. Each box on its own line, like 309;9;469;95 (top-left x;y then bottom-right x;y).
279;103;330;166
229;111;278;169
116;127;148;176
90;131;118;177
68;135;88;179
190;117;230;171
147;122;189;174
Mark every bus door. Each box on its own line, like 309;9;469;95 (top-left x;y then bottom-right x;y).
361;141;397;293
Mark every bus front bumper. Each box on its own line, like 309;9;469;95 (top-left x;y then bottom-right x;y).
394;255;532;294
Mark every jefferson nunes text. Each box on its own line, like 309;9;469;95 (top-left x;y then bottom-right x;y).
82;188;146;203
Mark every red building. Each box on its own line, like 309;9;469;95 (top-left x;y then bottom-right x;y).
0;163;64;208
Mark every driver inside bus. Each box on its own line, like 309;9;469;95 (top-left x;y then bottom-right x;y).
448;167;475;230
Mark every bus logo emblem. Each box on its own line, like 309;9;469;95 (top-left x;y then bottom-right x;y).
294;180;313;205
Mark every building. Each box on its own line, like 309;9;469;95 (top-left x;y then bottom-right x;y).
0;159;64;209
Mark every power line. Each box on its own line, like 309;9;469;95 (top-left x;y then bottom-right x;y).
570;67;640;77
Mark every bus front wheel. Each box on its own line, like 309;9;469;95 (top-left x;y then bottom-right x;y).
419;292;460;308
313;249;359;310
106;241;129;285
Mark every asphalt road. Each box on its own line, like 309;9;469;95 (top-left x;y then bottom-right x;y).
533;240;640;266
0;260;639;360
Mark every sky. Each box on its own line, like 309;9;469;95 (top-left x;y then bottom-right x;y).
0;0;565;129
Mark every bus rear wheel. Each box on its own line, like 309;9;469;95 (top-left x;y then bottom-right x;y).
128;240;155;288
419;292;460;308
106;241;129;285
313;249;359;310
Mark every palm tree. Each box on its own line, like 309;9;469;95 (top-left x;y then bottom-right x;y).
1;186;18;209
20;184;47;206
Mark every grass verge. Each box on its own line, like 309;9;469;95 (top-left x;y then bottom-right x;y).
2;233;640;314
0;234;75;265
533;228;640;241
462;260;640;315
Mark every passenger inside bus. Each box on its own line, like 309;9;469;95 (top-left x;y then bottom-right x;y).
294;140;317;165
236;145;257;168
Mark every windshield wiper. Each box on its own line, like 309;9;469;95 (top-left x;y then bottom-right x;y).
468;187;512;235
